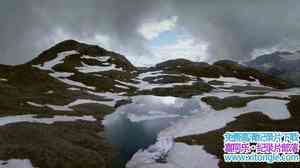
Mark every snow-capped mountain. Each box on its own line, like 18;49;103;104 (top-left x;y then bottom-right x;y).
0;40;299;168
246;50;300;86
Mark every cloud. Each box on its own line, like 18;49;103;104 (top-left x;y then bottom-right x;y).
1;0;300;65
138;16;178;40
0;0;167;65
151;36;208;64
171;0;300;61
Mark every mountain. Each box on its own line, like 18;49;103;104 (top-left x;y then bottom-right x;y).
245;50;300;86
0;40;299;168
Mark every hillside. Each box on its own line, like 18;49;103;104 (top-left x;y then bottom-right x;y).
246;50;300;86
0;40;299;168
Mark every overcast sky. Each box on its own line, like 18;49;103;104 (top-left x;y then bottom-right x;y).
1;0;300;66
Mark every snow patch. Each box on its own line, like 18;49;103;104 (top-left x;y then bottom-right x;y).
201;76;267;88
81;55;111;62
0;115;96;126
126;137;174;168
0;78;8;82
166;143;219;168
27;101;44;108
50;72;74;78
33;50;79;71
127;142;219;168
45;90;54;94
68;87;81;91
27;97;118;111
86;91;128;107
0;159;34;168
159;98;290;138
76;62;122;73
115;84;130;90
55;78;96;90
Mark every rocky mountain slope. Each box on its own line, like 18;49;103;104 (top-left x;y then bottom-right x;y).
246;50;300;86
0;40;299;168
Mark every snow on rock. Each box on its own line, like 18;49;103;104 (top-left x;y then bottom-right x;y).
137;80;195;91
115;78;195;91
33;50;79;71
86;91;128;107
45;104;73;111
46;98;117;111
0;115;96;126
27;91;128;111
49;72;74;78
45;90;54;94
0;159;34;168
32;51;100;90
137;71;194;81
27;97;120;111
127;88;296;168
263;88;300;98
26;101;44;108
81;55;111;62
67;99;116;107
137;71;166;79
55;78;96;90
0;78;8;82
127;141;219;168
126;137;174;168
76;62;123;73
115;84;130;90
68;87;81;91
113;71;197;91
201;76;268;88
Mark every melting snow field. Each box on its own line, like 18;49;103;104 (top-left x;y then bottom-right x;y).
0;159;34;168
81;55;111;62
126;88;300;168
27;99;114;111
159;98;290;139
33;50;79;71
103;95;201;125
201;76;268;88
127;143;219;168
76;62;123;73
114;70;197;91
27;91;127;110
0;115;96;126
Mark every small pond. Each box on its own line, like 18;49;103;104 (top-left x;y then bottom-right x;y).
103;95;203;167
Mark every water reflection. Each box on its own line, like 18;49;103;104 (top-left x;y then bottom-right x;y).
103;95;202;167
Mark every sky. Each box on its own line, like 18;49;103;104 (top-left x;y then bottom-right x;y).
1;0;300;66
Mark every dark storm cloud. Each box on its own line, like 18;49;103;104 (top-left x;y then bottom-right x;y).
172;0;300;61
0;0;168;64
1;0;300;65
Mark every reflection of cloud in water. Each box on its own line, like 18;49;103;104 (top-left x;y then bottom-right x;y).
104;95;202;124
103;95;203;168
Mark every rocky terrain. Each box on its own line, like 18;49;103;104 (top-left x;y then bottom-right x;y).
246;50;300;86
0;40;299;168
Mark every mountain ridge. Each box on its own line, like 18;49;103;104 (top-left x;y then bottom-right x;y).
0;40;298;168
246;50;300;86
